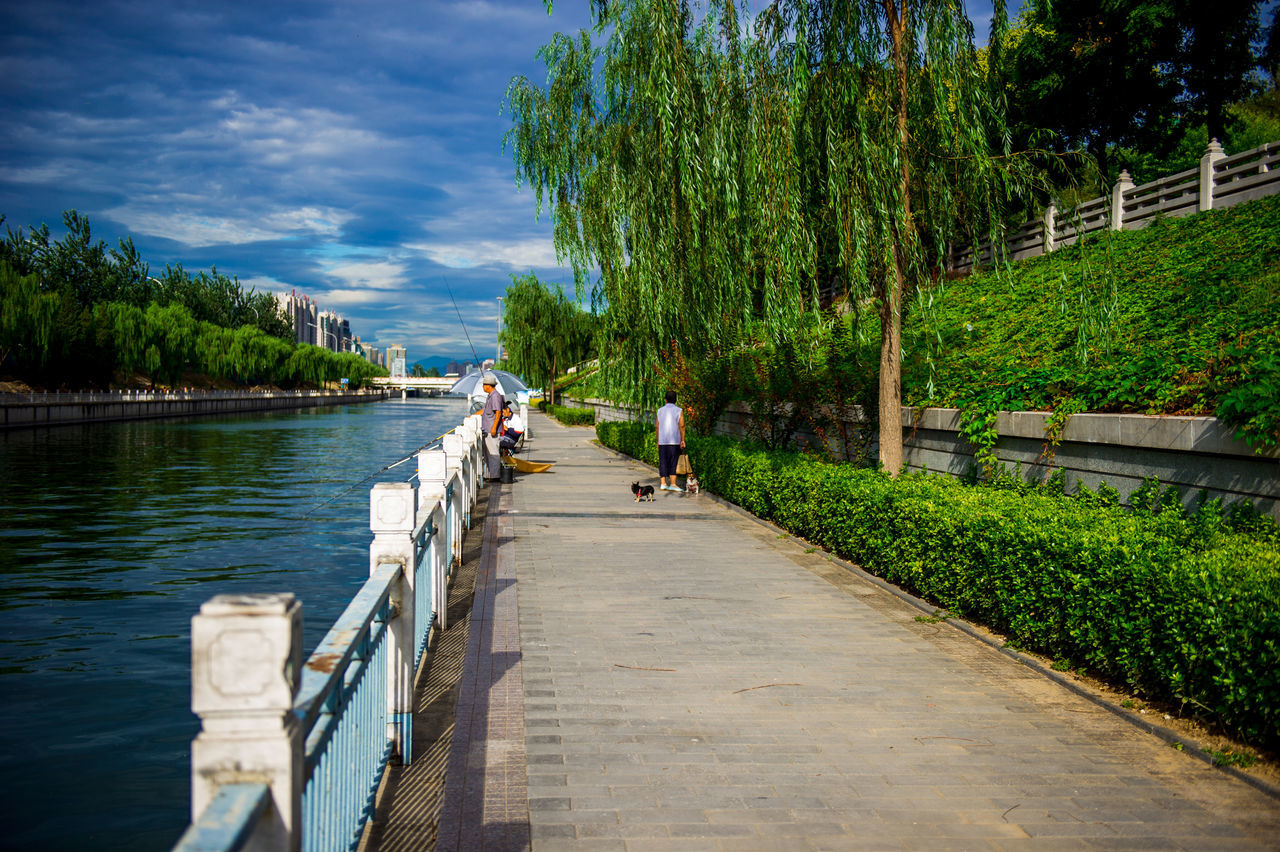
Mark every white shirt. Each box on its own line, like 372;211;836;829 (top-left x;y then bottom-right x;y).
657;403;683;445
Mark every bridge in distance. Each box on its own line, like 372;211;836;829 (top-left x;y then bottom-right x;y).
369;376;457;396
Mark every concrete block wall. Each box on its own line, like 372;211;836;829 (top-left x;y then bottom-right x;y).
569;397;1278;519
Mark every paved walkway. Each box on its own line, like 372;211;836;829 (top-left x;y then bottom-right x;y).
435;412;1280;851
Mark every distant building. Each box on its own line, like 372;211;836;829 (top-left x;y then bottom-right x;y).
318;311;346;353
445;360;478;378
386;344;406;377
276;291;356;352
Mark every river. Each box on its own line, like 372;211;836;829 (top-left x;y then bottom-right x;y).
0;396;469;851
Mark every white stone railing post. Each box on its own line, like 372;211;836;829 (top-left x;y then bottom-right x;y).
1111;170;1134;230
1043;202;1057;254
369;482;416;764
190;593;304;852
441;437;465;567
1200;138;1227;211
443;432;469;527
467;415;484;490
417;450;449;632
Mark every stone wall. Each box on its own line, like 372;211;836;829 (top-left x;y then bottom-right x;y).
568;396;1279;518
0;389;391;429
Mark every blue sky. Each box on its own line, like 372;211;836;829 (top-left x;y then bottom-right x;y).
1;0;995;363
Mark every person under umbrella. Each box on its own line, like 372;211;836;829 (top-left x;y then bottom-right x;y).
479;372;505;481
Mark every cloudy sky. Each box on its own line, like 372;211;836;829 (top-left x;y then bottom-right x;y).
1;0;995;364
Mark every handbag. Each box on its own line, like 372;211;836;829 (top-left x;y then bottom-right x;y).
675;452;692;475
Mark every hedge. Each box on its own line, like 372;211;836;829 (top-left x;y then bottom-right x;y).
596;420;1280;749
545;403;596;426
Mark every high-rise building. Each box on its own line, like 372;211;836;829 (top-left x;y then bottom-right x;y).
276;291;358;352
318;311;346;352
385;344;406;377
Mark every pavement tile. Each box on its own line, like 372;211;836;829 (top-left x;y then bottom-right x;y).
419;415;1280;852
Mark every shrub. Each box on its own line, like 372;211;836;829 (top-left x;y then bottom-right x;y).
596;420;1280;749
547;404;596;426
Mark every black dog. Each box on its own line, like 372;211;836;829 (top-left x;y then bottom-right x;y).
631;481;655;502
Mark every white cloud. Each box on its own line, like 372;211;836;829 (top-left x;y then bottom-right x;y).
414;237;561;271
0;162;79;184
103;204;354;247
320;258;409;291
310;288;395;307
219;103;386;166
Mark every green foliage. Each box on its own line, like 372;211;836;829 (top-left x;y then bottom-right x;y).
546;404;596;426
998;0;1269;179
1;210;153;308
596;420;1280;748
151;263;292;341
508;0;1041;474
0;211;358;389
500;272;596;401
1216;332;1280;451
894;193;1280;452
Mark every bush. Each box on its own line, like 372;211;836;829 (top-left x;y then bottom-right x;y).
596;420;1280;749
547;404;596;426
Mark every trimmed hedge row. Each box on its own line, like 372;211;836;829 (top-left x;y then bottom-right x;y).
596;420;1280;749
544;403;596;426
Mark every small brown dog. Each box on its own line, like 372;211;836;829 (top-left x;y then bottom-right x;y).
685;474;700;495
631;481;655;502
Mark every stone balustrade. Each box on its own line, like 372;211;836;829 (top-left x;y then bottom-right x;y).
171;413;484;852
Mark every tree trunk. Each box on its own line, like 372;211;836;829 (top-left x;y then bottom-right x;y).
877;268;904;475
878;0;913;477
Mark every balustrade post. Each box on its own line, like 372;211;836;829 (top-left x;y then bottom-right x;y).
1200;138;1226;211
464;415;484;492
457;424;479;526
190;593;303;852
369;482;416;764
441;440;465;568
1111;170;1133;230
443;432;470;530
1043;202;1057;254
417;451;450;632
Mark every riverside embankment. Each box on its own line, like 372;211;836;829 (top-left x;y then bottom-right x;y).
0;387;391;428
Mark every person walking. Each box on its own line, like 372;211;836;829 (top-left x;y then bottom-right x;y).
480;373;505;481
655;390;686;492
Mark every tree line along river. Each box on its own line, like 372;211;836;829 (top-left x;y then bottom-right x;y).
0;396;469;851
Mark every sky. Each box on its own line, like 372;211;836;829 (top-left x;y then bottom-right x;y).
0;0;994;365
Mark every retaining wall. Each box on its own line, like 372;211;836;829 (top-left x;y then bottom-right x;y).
1;389;391;429
568;397;1279;518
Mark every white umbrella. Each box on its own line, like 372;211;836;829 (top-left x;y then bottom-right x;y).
447;369;529;400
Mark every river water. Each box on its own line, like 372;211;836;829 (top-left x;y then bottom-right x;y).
0;396;469;851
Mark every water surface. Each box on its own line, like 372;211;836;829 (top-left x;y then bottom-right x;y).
0;396;468;851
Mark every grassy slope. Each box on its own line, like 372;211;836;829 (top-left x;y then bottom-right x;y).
898;193;1280;425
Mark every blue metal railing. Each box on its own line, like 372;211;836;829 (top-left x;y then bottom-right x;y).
414;513;438;669
174;412;484;852
172;784;272;852
296;563;397;852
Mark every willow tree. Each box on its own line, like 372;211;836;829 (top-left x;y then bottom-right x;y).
500;273;596;403
510;0;1036;471
506;0;817;411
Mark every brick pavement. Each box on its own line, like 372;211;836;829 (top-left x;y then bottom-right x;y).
438;412;1280;851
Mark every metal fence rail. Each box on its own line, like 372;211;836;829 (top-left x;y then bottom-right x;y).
173;412;485;852
950;138;1280;272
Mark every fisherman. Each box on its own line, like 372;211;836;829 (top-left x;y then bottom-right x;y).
480;372;505;481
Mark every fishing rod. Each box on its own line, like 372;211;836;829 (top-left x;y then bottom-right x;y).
443;276;483;367
299;425;459;518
